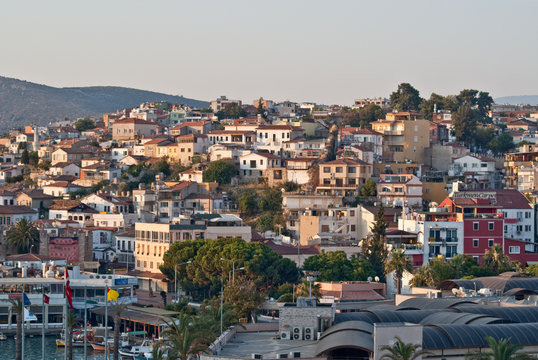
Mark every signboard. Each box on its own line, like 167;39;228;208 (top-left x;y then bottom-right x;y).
113;269;128;275
453;192;496;200
114;278;138;286
8;293;22;299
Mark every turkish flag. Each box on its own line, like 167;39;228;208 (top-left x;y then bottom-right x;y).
44;294;50;305
65;270;74;311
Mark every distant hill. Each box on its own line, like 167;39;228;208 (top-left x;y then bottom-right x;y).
494;95;538;106
0;76;209;130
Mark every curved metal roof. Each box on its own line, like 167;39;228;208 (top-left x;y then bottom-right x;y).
423;323;538;349
437;275;538;293
437;279;482;291
316;320;374;356
397;297;478;310
454;305;538;324
419;311;502;325
334;309;448;325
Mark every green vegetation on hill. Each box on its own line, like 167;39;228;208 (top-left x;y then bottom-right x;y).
0;76;209;130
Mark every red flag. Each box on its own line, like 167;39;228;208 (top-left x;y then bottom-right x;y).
43;294;50;305
65;270;74;311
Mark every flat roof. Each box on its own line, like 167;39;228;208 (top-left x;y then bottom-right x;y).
219;331;318;359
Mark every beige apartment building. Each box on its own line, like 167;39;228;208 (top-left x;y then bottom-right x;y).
372;112;430;163
316;158;372;196
134;222;206;273
112;118;158;141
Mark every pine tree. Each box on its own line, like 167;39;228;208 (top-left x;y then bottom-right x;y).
20;149;29;165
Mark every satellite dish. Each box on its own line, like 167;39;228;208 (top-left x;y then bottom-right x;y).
367;276;373;282
374;276;380;282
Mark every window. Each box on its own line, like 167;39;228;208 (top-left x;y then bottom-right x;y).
473;239;479;248
446;245;457;258
350;210;355;216
414;136;418;142
504;225;507;233
321;225;329;232
488;222;494;231
488;239;494;247
473;222;479;230
323;167;330;173
348;167;356;173
525;211;531;218
350;225;356;231
525;225;532;232
509;246;520;254
517;225;523;232
335;167;343;173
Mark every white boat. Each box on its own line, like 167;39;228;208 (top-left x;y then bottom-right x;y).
0;332;6;340
119;339;154;358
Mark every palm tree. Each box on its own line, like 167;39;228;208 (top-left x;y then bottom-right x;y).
482;245;511;274
6;218;40;254
9;298;23;360
380;336;430;360
295;279;321;299
465;336;532;360
67;311;81;360
163;313;214;360
151;342;167;360
385;249;413;295
112;303;128;360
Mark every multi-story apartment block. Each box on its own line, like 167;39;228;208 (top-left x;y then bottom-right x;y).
112;118;158;141
377;174;423;208
299;207;360;246
353;97;390;109
210;96;242;112
450;154;501;189
338;127;383;159
372;112;430;163
504;151;538;190
207;130;256;147
317;158;372;196
282;193;343;239
255;125;303;154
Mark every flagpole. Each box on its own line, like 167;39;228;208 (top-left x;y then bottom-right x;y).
42;286;45;360
64;290;68;360
22;284;25;360
105;284;109;360
84;286;88;360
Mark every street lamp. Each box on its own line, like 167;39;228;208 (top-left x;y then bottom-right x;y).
229;267;245;283
220;258;236;283
174;261;191;301
30;244;34;254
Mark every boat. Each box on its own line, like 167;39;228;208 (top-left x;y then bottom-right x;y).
0;332;6;340
90;332;129;352
119;339;154;358
56;329;93;347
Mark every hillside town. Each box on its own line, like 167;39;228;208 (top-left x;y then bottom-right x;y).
3;84;538;359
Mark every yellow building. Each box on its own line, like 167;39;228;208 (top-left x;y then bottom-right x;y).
372;112;430;163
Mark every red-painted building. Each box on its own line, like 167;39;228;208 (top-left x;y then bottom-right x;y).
463;214;504;261
48;237;79;262
440;190;538;265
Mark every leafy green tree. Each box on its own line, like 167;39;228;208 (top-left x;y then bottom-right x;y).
524;264;538;276
457;89;480;107
259;187;283;213
257;213;275;232
28;151;39;167
20;149;29;164
160;238;298;301
216;103;246;119
152;157;171;177
282;181;299;192
474;127;496;150
202;159;236;184
362;203;388;281
477;92;494;117
385;249;412;294
342;104;384;128
390;83;422;111
303;250;355;281
465;336;532;360
360;178;377;196
420;93;448;120
488;132;514;154
238;190;258;215
74;117;96;132
6;218;40;254
380;336;430;360
350;255;377;280
223;275;265;320
452;105;478;146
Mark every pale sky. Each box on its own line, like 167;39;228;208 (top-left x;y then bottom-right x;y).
1;0;537;105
